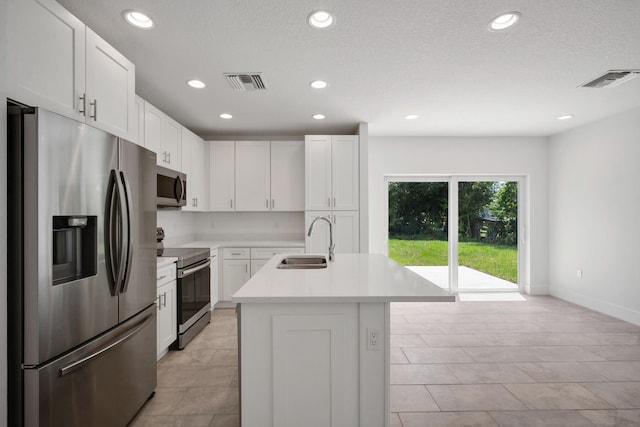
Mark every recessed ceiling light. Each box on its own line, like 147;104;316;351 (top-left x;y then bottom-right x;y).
308;10;335;29
310;80;328;89
557;115;574;120
122;10;153;29
187;79;206;89
312;114;326;120
405;114;419;120
219;113;233;119
488;12;521;31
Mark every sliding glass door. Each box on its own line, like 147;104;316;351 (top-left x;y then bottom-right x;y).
387;176;523;292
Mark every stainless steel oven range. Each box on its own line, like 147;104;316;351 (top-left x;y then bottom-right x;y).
159;246;212;349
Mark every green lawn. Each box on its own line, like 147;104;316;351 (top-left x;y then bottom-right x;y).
388;239;518;283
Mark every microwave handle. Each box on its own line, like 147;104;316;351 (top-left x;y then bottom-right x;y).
175;175;185;203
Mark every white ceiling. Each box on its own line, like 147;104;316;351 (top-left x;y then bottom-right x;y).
56;0;640;138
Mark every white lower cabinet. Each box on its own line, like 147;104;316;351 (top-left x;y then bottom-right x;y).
223;259;251;301
220;246;305;301
210;255;219;307
240;303;360;427
305;211;360;254
156;263;177;359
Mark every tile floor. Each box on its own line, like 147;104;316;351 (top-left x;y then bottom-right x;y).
131;296;640;426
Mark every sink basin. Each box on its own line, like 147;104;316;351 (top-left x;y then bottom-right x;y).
277;256;327;269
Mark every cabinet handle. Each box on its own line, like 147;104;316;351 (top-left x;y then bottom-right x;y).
78;94;86;116
230;199;233;209
333;197;336;207
157;274;167;281
90;99;97;121
163;292;167;308
328;197;331;208
195;197;198;207
231;252;242;256
266;199;269;208
167;152;171;164
271;199;274;209
245;265;248;273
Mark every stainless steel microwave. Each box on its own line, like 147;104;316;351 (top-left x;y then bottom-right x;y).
156;165;187;208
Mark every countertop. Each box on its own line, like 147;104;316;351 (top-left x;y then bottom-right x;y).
232;253;456;303
177;240;305;250
157;256;178;269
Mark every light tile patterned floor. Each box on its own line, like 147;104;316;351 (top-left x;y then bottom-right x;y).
131;296;640;426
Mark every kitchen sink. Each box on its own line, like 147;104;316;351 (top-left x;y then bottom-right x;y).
277;256;327;269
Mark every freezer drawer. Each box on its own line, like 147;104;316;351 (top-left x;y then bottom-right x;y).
23;305;157;427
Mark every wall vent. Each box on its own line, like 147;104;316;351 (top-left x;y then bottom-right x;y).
580;70;640;88
224;73;267;91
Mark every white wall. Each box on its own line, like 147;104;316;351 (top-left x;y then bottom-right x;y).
157;210;305;245
368;136;549;293
1;0;9;420
549;107;640;325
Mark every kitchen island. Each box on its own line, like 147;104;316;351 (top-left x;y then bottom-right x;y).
232;253;454;427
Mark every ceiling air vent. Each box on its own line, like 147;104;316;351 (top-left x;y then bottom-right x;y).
224;73;267;91
580;70;640;88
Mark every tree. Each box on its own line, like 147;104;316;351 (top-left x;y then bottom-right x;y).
388;182;448;239
490;181;518;246
458;182;496;240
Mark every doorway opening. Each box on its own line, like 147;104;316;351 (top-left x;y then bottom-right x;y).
386;176;524;293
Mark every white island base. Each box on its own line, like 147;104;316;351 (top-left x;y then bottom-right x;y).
234;254;455;427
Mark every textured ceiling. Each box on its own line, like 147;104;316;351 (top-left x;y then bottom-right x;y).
56;0;640;137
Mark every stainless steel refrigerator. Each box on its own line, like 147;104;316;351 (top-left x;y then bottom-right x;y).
7;105;158;426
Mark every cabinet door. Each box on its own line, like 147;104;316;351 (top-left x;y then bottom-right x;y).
223;260;251;301
332;211;360;253
181;128;196;211
331;136;359;210
134;96;145;147
305;211;331;255
85;28;135;140
157;280;177;358
163;116;182;170
250;260;269;277
193;136;207;211
235;141;271;211
7;0;86;122
144;102;163;157
209;141;235;211
271;141;305;211
210;258;219;307
305;136;332;210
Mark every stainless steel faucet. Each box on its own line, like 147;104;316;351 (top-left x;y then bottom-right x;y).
307;216;335;261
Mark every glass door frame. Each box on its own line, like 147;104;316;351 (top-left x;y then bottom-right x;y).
384;174;527;294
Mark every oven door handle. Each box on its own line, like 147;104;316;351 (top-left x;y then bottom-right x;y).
178;259;211;279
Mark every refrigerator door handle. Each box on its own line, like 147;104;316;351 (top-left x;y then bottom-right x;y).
105;170;120;296
119;171;134;294
113;170;128;293
58;312;154;377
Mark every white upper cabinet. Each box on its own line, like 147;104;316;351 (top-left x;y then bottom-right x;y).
305;136;332;210
209;141;236;211
133;95;145;147
235;141;271;211
84;28;136;140
7;0;136;140
182;127;207;211
305;135;359;211
331;136;359;211
270;141;305;211
144;101;182;170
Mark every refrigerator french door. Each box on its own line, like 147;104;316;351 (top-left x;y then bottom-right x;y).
8;105;158;426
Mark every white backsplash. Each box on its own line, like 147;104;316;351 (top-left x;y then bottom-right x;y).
157;210;305;245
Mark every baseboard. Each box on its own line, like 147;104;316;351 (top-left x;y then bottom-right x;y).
525;283;549;295
550;287;640;326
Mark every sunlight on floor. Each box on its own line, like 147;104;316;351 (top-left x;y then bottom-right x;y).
457;292;527;301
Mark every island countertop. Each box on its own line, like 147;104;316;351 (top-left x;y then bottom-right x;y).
232;253;455;303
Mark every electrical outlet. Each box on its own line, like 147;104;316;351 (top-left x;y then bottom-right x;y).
367;328;381;351
577;269;583;279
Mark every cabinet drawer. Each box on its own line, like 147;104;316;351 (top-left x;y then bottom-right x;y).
223;248;251;260
250;247;305;260
156;264;176;287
